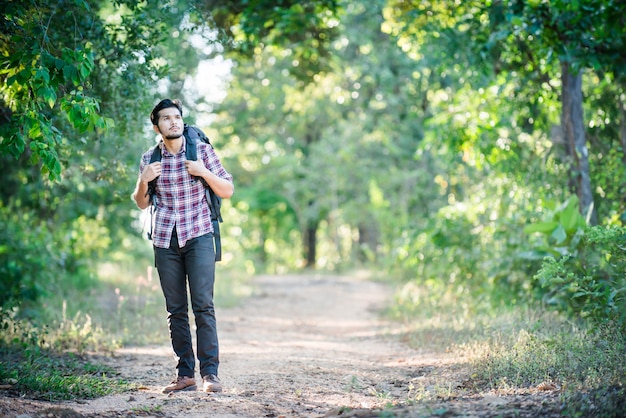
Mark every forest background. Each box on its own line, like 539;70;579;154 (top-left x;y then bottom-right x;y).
1;0;626;416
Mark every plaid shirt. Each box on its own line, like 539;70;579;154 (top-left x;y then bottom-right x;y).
139;140;233;249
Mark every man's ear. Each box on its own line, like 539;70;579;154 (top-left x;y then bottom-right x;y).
153;125;161;135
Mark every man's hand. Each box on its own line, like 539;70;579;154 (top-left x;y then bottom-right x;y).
140;162;162;183
185;160;208;177
184;160;234;199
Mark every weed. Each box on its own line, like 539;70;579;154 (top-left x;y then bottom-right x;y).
346;375;362;391
368;387;393;402
131;405;164;415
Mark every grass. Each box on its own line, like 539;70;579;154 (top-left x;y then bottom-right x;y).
465;323;626;417
0;345;134;401
387;279;626;417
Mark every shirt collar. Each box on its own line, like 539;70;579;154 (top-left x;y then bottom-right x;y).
159;138;186;156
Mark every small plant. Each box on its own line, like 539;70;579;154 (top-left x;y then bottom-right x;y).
523;195;588;259
346;375;362;391
368;387;393;403
534;226;626;327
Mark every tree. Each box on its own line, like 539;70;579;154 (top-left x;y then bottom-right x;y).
503;0;626;224
0;0;111;180
384;0;626;226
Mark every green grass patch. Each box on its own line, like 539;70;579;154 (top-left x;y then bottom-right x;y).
0;347;134;401
0;313;135;400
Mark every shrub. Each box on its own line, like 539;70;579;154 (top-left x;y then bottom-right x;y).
534;226;626;327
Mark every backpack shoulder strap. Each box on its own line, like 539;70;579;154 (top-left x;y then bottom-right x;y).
147;144;162;202
149;143;162;163
183;126;198;161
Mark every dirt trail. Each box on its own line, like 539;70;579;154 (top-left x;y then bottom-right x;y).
1;274;561;417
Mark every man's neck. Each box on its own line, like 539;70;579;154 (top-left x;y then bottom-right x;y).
163;136;184;155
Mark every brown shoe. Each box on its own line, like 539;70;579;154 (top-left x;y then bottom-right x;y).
202;374;222;393
162;376;197;393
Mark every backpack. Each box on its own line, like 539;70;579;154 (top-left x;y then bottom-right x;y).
147;124;223;261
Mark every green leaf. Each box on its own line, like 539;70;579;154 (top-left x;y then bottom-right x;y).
35;67;50;84
63;64;80;86
510;16;524;27
27;122;42;139
524;221;560;235
37;86;57;108
560;197;584;232
551;224;567;245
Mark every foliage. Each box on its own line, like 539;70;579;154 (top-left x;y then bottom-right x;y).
0;194;112;310
522;196;626;326
503;0;626;74
523;195;588;259
534;226;626;327
0;1;113;180
0;207;53;308
206;0;340;80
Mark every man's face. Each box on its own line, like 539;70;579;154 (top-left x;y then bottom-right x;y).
156;107;183;140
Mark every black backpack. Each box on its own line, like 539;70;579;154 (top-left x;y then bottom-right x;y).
147;124;223;261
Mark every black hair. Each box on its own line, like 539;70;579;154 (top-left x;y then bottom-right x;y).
150;99;183;126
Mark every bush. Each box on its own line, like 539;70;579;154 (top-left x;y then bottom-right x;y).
534;226;626;327
0;202;112;311
0;206;54;309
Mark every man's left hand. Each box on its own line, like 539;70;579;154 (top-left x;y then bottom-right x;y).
185;160;208;177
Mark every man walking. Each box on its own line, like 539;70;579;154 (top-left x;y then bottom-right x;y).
132;99;233;393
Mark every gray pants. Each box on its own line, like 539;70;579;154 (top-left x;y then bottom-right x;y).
154;229;218;378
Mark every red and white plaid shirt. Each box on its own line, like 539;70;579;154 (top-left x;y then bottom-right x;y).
139;140;233;249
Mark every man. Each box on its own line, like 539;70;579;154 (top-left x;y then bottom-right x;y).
132;99;234;393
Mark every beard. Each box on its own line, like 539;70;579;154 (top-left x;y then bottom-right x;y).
163;133;182;140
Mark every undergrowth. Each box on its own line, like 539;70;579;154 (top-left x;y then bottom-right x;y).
0;318;134;401
389;281;626;417
466;323;626;418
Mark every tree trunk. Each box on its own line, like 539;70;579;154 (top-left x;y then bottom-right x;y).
304;221;317;268
561;61;597;225
357;222;379;262
619;95;626;165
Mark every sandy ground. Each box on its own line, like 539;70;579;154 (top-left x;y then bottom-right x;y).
0;274;561;417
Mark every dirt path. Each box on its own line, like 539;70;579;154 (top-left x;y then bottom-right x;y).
1;274;561;417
